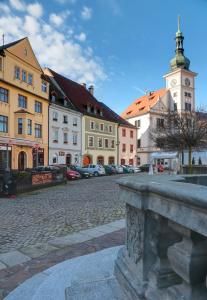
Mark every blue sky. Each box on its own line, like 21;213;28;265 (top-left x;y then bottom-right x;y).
0;0;207;114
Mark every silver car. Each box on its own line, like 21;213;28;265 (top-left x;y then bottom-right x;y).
83;164;106;176
111;165;123;174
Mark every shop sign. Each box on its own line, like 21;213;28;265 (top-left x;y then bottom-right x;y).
59;151;65;156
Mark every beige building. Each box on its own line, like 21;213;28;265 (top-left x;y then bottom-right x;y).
0;38;49;170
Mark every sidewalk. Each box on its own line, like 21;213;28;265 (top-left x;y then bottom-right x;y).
0;220;125;299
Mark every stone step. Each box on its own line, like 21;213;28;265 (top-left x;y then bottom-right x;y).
65;277;126;300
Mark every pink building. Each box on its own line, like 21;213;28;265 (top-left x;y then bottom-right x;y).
118;124;137;166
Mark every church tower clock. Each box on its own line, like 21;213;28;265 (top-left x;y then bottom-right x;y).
164;17;197;112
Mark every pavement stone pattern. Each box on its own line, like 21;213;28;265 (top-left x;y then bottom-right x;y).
0;228;125;299
0;174;127;254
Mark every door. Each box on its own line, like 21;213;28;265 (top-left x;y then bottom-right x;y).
18;151;27;171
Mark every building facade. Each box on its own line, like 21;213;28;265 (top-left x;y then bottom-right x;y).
47;69;119;166
44;68;82;166
121;19;197;165
0;38;49;170
118;125;137;166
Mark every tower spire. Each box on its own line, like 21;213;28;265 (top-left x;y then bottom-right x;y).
178;15;181;32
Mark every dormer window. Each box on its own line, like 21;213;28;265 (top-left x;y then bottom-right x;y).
100;111;103;117
41;80;47;93
51;95;56;102
64;99;67;106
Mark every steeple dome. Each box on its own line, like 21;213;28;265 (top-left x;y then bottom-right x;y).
170;16;190;71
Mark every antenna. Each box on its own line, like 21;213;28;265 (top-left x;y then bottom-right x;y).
178;15;181;32
2;34;4;46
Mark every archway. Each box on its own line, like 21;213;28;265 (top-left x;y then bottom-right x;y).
66;154;71;166
18;151;27;171
97;156;104;165
108;156;115;165
83;155;92;166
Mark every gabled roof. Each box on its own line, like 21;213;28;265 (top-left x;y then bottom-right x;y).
121;88;167;119
0;37;26;52
100;102;136;128
47;68;125;123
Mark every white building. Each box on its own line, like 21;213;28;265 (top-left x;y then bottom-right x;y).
44;68;82;166
121;18;197;165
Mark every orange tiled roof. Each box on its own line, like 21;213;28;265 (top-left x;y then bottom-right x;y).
121;88;167;119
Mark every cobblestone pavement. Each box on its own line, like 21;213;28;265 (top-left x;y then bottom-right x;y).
0;174;129;253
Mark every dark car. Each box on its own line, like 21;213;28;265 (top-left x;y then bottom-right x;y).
140;164;151;172
70;165;91;179
104;165;116;175
122;165;133;173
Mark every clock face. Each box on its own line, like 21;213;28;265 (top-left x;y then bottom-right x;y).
170;79;177;87
185;78;190;87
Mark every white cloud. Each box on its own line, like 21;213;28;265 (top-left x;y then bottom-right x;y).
81;6;92;20
54;0;76;3
75;32;86;42
9;0;25;11
49;13;63;27
27;3;43;18
0;5;106;84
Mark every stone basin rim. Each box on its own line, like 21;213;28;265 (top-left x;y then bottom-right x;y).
117;174;207;210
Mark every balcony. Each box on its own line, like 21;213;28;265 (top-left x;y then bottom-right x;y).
115;174;207;299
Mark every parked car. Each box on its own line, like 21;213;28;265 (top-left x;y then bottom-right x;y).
140;164;151;172
127;165;141;173
111;165;123;174
104;165;116;175
122;165;133;173
83;164;106;176
66;168;81;180
70;165;91;179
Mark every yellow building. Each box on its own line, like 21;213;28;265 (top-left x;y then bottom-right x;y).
0;38;49;170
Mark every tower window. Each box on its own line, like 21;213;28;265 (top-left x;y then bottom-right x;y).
185;103;191;111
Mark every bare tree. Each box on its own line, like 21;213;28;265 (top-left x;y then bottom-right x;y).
151;110;207;173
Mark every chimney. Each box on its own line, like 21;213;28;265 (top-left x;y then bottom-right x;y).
82;83;86;88
88;85;94;95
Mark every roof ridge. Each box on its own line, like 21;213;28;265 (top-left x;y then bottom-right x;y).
0;37;27;52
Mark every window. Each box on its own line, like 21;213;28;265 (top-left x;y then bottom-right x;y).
137;139;141;148
130;130;133;138
130;144;133;153
18;95;27;108
135;119;141;128
35;101;42;113
63;115;68;124
28;73;33;85
174;103;177;111
0;87;8;103
129;159;134;165
185;92;191;98
0;115;8;132
35;124;42;138
185;103;191;111
18;118;23;134
104;139;109;148
111;140;115;148
0;57;2;71
156;118;164;129
90;121;95;130
27;119;32;135
100;123;104;131
98;137;103;148
53;130;58;142
122;143;126;152
121;159;125;165
63;132;68;144
53;111;58;121
51;95;56;102
22;70;27;82
109;125;112;133
122;128;126;137
41;80;47;93
73;133;78;145
14;66;20;79
73;117;77;126
88;136;94;147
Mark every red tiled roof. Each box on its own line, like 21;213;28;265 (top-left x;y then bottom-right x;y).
121;88;167;119
48;68;134;126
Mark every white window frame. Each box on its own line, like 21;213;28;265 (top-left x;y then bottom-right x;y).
73;117;78;126
53;111;58;121
111;140;115;149
98;137;103;148
100;123;104;131
109;125;112;133
88;136;94;147
63;132;68;144
90;121;95;130
104;138;109;148
73;133;78;145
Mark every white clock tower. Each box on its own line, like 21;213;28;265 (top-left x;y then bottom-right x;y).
164;17;197;112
